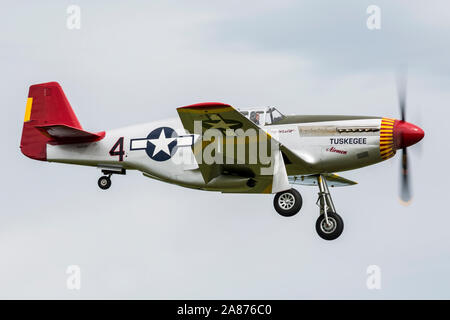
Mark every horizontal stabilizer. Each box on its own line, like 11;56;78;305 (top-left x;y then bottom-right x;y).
36;124;105;144
289;173;357;187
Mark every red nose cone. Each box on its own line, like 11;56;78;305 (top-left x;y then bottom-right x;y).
393;120;425;149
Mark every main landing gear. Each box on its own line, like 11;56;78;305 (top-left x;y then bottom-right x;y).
273;188;303;217
97;167;126;190
314;174;344;240
272;174;344;241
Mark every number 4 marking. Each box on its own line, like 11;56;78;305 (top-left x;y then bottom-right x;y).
109;137;125;161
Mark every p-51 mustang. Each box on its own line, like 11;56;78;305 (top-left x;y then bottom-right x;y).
20;82;424;240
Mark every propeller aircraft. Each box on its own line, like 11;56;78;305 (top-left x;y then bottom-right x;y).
20;81;424;240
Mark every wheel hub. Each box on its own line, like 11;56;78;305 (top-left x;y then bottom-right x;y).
278;192;295;210
320;217;337;234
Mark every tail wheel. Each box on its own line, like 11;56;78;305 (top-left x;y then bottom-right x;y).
98;176;111;190
315;212;344;241
273;188;303;217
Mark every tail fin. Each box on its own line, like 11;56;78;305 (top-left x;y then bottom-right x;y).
20;82;104;161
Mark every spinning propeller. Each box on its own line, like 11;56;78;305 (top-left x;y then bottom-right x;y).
394;70;424;205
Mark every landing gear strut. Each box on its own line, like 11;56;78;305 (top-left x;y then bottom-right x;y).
315;174;344;240
273;188;303;217
97;167;126;190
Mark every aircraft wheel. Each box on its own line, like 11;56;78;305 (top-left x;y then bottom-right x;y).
316;212;344;241
98;176;111;190
273;188;303;217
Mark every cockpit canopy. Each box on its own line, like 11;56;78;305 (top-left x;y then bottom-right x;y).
239;107;285;126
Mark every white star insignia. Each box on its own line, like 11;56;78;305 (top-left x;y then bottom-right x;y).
147;129;176;156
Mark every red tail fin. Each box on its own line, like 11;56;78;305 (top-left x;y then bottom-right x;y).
20;82;104;161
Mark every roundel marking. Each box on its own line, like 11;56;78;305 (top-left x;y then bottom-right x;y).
145;127;178;161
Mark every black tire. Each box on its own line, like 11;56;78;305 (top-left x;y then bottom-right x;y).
98;176;111;190
273;188;303;217
315;212;344;241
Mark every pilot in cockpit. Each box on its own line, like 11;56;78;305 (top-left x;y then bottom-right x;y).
250;111;260;125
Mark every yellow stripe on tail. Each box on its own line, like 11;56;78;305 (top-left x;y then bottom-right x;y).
24;97;33;122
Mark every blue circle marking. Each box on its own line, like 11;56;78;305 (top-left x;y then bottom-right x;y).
145;127;178;161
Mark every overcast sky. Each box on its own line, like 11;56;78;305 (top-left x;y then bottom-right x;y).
1;0;449;299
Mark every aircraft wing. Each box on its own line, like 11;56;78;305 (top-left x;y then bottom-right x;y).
289;173;358;187
176;102;290;193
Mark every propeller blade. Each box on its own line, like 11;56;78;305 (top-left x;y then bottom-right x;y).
400;147;412;205
396;68;408;122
